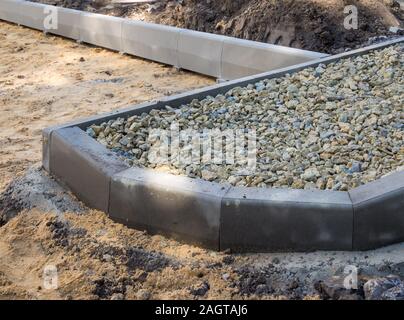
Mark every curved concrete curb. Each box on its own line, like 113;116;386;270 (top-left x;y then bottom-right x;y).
45;126;404;252
42;38;404;252
49;127;129;213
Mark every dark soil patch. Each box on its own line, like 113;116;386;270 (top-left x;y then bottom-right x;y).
234;264;320;299
47;218;87;247
190;281;210;296
92;276;133;299
45;216;175;273
126;247;171;272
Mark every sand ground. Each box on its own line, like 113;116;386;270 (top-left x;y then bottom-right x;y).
0;20;213;192
1;21;404;300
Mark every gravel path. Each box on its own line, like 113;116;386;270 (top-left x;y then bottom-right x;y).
89;44;404;191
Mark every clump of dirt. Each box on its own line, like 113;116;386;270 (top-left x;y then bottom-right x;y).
47;217;88;248
190;281;210;297
92;277;132;299
32;0;404;53
126;248;173;273
0;167;85;226
235;264;310;299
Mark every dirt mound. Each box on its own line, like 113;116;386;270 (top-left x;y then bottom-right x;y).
0;167;84;226
32;0;404;53
0;208;238;299
146;0;403;53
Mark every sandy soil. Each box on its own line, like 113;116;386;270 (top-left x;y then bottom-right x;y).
0;21;213;192
2;168;404;300
1;21;404;300
0;208;238;300
32;0;404;53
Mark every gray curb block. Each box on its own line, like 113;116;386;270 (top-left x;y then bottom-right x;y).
110;168;230;250
349;171;404;251
221;187;354;252
49;127;129;212
0;0;326;80
42;37;404;252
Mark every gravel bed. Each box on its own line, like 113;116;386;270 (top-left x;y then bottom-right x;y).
88;44;404;191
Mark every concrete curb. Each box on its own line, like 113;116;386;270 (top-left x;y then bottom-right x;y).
110;168;230;250
19;1;45;31
50;6;81;39
0;0;327;80
349;171;404;251
0;0;23;25
44;126;404;252
221;37;325;80
177;29;225;79
79;12;123;51
49;127;129;212
220;187;354;252
41;39;404;252
122;19;180;66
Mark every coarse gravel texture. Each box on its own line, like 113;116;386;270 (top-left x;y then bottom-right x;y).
89;44;404;191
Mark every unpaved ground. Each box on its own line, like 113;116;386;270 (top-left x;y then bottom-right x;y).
1;21;404;300
32;0;404;53
0;21;212;192
3;168;404;300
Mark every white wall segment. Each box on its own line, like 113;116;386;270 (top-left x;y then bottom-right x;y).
79;12;123;51
177;29;224;78
221;37;328;80
122;20;180;66
0;0;24;25
1;1;328;80
19;1;47;31
47;6;81;40
1;1;80;37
